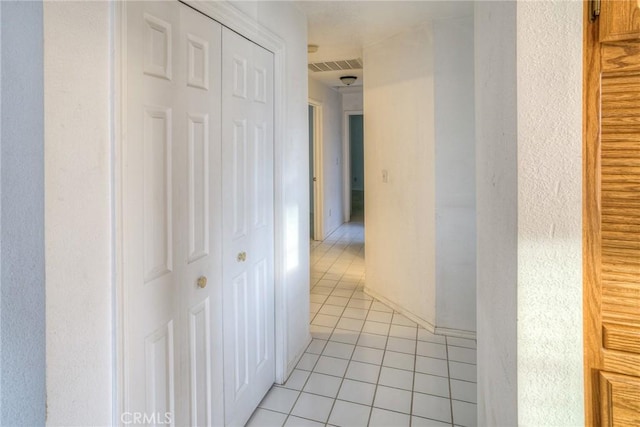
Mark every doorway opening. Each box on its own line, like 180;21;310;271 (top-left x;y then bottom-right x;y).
343;111;364;222
308;101;324;240
349;114;364;220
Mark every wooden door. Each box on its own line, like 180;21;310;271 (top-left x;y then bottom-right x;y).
584;1;640;425
221;28;276;427
124;2;223;425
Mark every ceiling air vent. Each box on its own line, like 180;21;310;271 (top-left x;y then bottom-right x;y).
308;58;363;73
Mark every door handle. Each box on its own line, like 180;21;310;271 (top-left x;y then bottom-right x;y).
196;276;207;289
237;252;247;262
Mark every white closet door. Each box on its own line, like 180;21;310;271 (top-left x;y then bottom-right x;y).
221;28;276;427
180;6;224;427
124;2;223;425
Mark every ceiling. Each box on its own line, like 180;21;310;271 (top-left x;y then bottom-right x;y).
295;1;473;88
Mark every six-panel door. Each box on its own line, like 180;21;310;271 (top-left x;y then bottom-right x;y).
124;2;275;425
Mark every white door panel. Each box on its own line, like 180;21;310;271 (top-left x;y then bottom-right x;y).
125;4;274;427
125;2;223;426
222;28;275;427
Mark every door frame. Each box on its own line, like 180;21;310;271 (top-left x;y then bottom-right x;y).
113;0;289;421
308;99;325;241
342;110;363;222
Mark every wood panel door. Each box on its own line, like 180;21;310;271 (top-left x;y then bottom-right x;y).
124;2;223;425
221;27;275;427
585;1;640;425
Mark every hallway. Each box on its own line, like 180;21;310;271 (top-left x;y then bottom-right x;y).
248;220;477;426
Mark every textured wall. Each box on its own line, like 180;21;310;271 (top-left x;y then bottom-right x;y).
309;77;345;238
516;1;584;425
363;23;437;326
0;1;46;424
44;2;113;424
475;2;518;425
433;15;476;335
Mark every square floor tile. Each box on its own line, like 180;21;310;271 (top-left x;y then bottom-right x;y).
342;307;369;320
362;320;391;336
322;341;355;360
351;346;384;365
370;301;393;313
448;345;477;364
296;353;319;371
451;379;476;403
310;294;328;304
392;313;417;327
336;317;365;332
347;299;372;310
310;325;333;340
312;286;333;296
309;302;322;314
330;328;360;345
453;399;477;426
246;408;287;427
331;288;354;298
449;361;476;382
337;379;376;406
316;279;338;288
373;385;412;414
357;332;388;350
417;328;446;344
389;324;417;340
367;310;393;323
378;366;414;391
412;392;452;423
325;296;350;307
306;339;327;355
313;355;349;377
311;314;339;328
417;341;447;359
283;416;324;427
318;304;345;317
386;336;416;355
368;408;410;427
283;369;311;391
290;392;334;423
328;399;371;427
411;415;452;427
415;355;449;377
259;386;300;413
414;372;450;398
382;350;415;371
303;372;342;398
345;360;381;384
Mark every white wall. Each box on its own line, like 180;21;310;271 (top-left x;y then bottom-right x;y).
44;2;113;424
341;86;363;112
248;0;311;380
474;2;517;424
516;2;584;424
0;2;46;424
433;16;476;334
309;77;344;237
363;23;437;326
44;1;310;424
475;1;584;425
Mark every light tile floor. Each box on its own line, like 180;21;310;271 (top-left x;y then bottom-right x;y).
248;219;477;427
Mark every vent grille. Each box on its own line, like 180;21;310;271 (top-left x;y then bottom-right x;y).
308;58;362;73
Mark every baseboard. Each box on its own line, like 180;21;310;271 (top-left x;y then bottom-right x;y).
364;287;476;341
